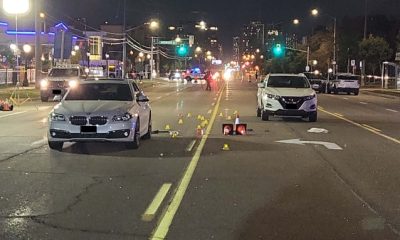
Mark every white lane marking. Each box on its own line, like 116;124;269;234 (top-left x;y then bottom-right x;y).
142;183;172;222
360;101;368;105
31;137;48;146
307;128;329;134
276;139;343;150
343;97;349;100
185;140;197;152
38;106;51;111
0;111;27;119
386;109;398;113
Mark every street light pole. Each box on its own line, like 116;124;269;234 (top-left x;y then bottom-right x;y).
333;17;337;74
150;37;154;80
122;0;126;78
34;0;41;88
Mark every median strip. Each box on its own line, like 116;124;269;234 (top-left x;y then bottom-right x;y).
149;84;225;240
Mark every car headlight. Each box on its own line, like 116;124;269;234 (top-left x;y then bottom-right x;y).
68;80;78;88
304;94;316;101
112;113;132;121
266;94;281;100
50;112;66;121
40;79;48;89
174;73;181;78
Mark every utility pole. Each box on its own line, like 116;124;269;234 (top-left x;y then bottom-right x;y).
34;0;41;88
150;37;154;80
333;17;337;74
122;0;126;78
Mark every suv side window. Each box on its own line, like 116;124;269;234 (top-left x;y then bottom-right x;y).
131;81;141;92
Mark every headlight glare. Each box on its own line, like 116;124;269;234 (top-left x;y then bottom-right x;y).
40;79;48;88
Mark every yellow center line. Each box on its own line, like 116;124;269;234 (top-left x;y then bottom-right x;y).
149;84;225;240
142;183;172;222
362;124;382;132
319;108;400;145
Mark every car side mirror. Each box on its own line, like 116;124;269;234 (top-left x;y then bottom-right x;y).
137;94;149;103
257;83;265;88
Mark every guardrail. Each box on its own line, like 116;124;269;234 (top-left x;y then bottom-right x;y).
0;69;36;85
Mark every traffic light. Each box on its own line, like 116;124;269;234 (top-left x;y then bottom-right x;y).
176;44;189;57
272;43;285;58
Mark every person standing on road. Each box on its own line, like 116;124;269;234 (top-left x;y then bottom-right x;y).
204;70;212;91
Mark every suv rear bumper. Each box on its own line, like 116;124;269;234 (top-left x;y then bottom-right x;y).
266;109;315;117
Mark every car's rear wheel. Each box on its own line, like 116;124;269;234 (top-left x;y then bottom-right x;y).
142;115;152;140
126;121;140;149
354;90;359;96
257;107;261;117
309;111;318;122
261;109;269;121
41;95;48;102
48;141;63;151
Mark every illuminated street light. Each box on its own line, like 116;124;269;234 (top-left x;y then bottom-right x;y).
23;44;31;53
168;26;176;31
195;46;202;53
74;45;79;51
256;49;260;53
260;55;264;59
328;68;333;73
41;55;45;61
3;0;30;14
71;51;76;56
293;19;300;25
206;51;212;56
312;60;318;66
39;12;45;18
175;36;182;43
147;54;151;59
9;43;17;51
130;50;134;55
314;70;320;75
149;20;159;30
139;52;144;58
311;8;319;16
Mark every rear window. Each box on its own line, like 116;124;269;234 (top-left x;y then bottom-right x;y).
336;75;360;81
49;69;79;77
65;83;133;101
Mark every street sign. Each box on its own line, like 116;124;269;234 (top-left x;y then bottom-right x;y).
305;65;310;72
351;60;356;67
158;40;176;45
396;52;400;61
188;35;195;47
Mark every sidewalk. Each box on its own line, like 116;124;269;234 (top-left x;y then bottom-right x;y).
361;88;400;98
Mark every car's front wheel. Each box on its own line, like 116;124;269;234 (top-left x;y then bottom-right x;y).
309;111;318;122
48;141;63;151
142;115;152;140
354;89;359;95
257;107;261;117
126;121;140;149
261;109;269;121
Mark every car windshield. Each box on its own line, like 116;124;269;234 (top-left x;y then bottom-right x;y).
267;76;310;88
303;73;323;80
49;69;79;77
64;83;133;101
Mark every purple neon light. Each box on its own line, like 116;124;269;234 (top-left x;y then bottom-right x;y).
54;22;68;30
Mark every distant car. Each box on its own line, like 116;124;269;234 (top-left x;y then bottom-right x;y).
303;72;327;93
257;73;318;122
47;79;152;151
328;73;360;95
40;65;86;102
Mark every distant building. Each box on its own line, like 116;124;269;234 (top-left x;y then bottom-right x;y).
241;21;264;56
233;36;240;63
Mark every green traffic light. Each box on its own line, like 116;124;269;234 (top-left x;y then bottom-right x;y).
176;44;189;57
272;44;285;58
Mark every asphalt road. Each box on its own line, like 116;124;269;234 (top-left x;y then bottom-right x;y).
0;78;399;240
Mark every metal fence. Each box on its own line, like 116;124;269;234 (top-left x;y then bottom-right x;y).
0;69;36;85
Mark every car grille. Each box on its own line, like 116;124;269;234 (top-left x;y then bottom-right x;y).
89;116;108;125
49;81;67;89
69;116;87;126
279;97;305;110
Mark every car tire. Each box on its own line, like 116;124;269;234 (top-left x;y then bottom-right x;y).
126;121;140;149
41;96;48;102
257;107;261;117
354;90;359;96
185;76;192;82
261;109;269;121
347;91;351;95
48;141;63;151
309;111;318;122
142;115;152;140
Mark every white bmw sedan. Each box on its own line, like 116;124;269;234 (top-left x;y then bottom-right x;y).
257;74;318;122
48;79;152;151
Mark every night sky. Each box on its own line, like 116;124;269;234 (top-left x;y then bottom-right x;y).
43;0;400;54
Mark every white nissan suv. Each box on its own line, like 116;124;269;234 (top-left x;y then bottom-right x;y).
257;74;318;122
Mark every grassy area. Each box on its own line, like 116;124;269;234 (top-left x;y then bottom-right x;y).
0;87;40;101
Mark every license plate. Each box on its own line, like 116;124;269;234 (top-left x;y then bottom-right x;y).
81;126;97;134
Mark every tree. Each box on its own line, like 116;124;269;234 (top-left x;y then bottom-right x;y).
308;30;333;73
359;36;392;74
0;46;16;68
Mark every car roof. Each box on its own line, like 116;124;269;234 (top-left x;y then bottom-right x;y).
268;73;305;77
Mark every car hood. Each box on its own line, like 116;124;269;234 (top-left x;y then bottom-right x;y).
54;101;134;115
47;76;80;81
265;87;315;97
